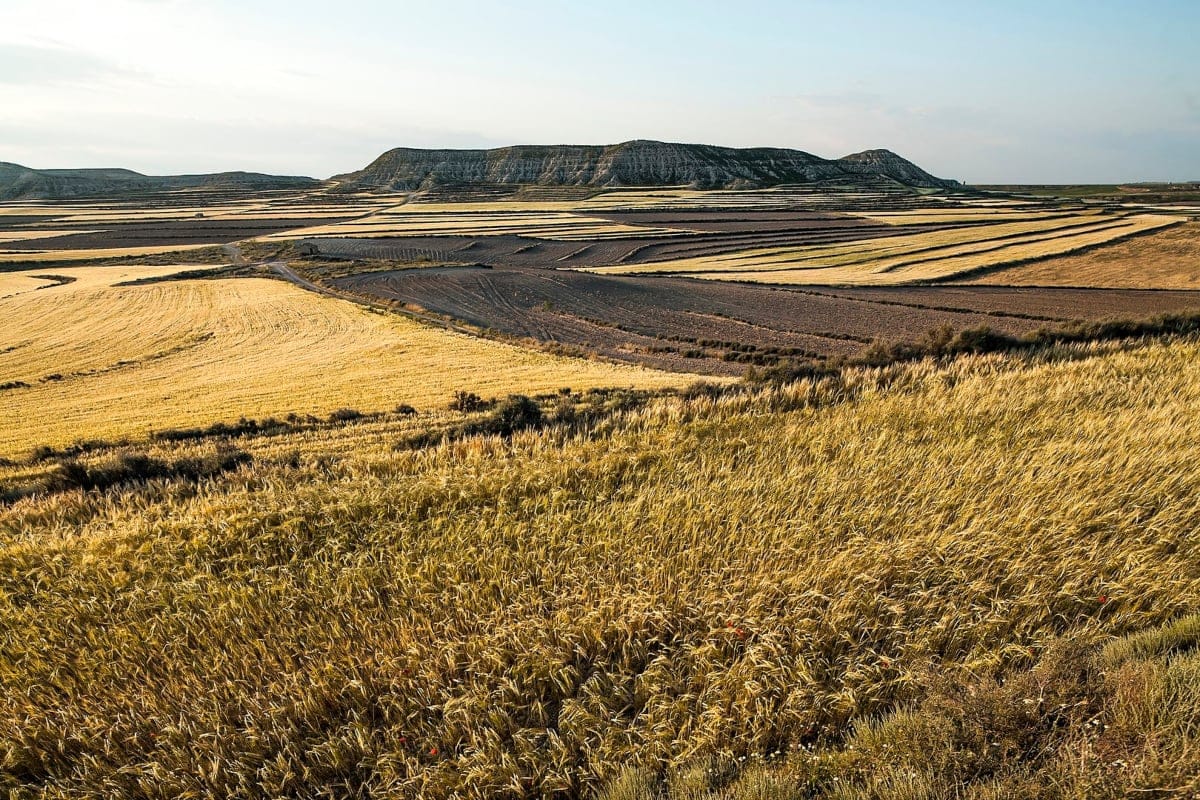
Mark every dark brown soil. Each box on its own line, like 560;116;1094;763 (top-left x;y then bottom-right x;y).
306;221;939;269
0;215;62;227
333;267;1200;374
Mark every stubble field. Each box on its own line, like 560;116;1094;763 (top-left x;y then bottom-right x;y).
963;221;1200;288
0;265;683;457
3;184;1198;379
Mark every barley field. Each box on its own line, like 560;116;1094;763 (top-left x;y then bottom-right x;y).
0;265;684;457
5;333;1200;797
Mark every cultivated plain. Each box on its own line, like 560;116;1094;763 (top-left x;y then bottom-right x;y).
4;164;1200;798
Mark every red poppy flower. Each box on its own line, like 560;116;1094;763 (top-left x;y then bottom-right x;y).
1098;595;1108;604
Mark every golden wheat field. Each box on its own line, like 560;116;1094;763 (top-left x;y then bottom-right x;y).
0;265;684;457
5;335;1200;797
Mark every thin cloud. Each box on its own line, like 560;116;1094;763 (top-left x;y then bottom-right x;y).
0;43;137;87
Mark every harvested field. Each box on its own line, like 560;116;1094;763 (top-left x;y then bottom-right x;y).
590;209;876;232
962;221;1200;288
0;219;353;251
9;190;1196;381
0;271;78;299
334;267;1200;373
0;192;396;263
0;244;218;263
589;212;1183;284
0;265;684;457
851;208;1083;225
0;229;103;244
267;211;690;241
5;189;1155;281
302;210;946;269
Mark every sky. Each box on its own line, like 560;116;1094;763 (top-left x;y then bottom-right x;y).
1;0;1197;183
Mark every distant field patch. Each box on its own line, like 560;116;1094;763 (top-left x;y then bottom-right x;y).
0;272;64;298
962;221;1200;289
0;229;103;244
851;209;1078;226
267;210;692;241
587;212;1183;285
0;243;218;263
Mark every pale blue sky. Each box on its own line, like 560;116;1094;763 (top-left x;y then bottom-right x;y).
1;0;1196;182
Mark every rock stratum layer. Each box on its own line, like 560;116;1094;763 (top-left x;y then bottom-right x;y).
333;140;958;192
0;163;318;201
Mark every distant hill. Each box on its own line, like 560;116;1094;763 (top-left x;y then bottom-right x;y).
0;162;319;200
332;140;958;192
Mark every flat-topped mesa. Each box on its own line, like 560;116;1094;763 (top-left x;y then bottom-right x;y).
332;140;959;192
0;162;319;201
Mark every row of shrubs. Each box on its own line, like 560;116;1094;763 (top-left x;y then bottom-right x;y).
150;405;418;444
2;449;252;504
749;312;1200;383
402;387;656;449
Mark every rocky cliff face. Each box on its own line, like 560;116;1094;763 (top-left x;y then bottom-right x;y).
333;140;958;192
0;163;318;200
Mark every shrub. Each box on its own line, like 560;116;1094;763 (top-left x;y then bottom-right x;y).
680;381;728;401
465;395;543;437
49;450;252;494
3;449;252;504
152;417;290;443
328;408;364;423
450;391;487;413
